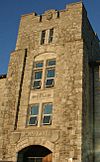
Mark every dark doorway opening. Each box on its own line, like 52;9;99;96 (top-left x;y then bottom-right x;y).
17;145;52;162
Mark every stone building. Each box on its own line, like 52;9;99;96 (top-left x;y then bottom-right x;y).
0;1;100;162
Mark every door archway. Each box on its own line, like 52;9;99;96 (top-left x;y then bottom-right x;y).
17;145;52;162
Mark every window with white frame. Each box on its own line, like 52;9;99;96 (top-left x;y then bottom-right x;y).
40;28;54;45
32;61;43;89
45;59;56;88
42;103;52;125
27;103;53;126
32;59;56;89
28;104;39;126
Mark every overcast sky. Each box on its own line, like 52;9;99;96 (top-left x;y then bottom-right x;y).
0;0;100;75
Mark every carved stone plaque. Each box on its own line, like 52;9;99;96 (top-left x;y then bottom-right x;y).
20;129;59;142
29;90;53;103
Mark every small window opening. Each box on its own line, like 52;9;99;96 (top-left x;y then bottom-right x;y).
40;30;46;45
48;28;54;43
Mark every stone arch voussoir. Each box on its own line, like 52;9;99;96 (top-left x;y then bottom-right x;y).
16;137;54;153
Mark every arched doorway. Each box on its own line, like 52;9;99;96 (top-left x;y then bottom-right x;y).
17;145;52;162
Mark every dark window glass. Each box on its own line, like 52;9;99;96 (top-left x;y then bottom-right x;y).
36;158;42;162
47;59;56;66
35;71;42;79
43;116;51;124
48;28;54;43
40;30;46;45
35;62;43;68
27;158;35;162
29;116;37;125
33;81;41;89
45;79;54;87
47;69;55;77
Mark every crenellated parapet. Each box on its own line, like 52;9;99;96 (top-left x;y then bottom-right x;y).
16;2;83;50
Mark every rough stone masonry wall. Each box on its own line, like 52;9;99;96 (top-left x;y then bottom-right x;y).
15;2;82;51
1;2;84;162
54;41;83;162
1;49;27;161
1;2;100;162
0;78;6;160
0;2;84;162
0;78;6;129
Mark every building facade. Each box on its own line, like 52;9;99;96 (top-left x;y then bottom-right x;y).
0;2;100;162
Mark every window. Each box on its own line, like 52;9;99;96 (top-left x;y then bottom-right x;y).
45;59;56;88
48;28;54;43
27;103;53;126
32;61;43;89
42;103;52;125
32;59;56;90
28;104;39;125
40;28;54;45
27;157;42;162
40;30;46;45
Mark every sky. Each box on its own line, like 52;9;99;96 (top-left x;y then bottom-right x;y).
0;0;100;75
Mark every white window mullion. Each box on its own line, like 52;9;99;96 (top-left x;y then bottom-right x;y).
38;103;42;127
45;29;49;44
41;60;46;89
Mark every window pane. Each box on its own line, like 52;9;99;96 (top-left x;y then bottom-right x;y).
48;28;54;43
35;71;42;79
50;28;54;34
43;116;51;124
33;81;41;89
29;117;37;125
40;30;46;45
42;30;45;37
45;79;54;87
47;59;56;66
35;62;43;68
31;105;39;115
47;69;55;77
44;104;52;114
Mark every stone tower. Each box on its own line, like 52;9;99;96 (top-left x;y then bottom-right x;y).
0;2;100;162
